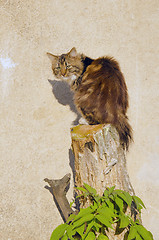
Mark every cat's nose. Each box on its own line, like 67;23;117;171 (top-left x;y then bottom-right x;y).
60;63;67;76
61;67;67;76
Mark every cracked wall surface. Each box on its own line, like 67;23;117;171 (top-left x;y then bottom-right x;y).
0;0;159;239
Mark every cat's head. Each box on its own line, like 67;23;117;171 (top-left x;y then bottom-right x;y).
47;48;84;86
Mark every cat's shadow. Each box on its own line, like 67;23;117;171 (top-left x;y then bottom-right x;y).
48;79;81;125
48;79;81;210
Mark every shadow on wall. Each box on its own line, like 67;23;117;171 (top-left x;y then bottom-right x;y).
48;79;81;125
69;148;80;210
48;80;81;209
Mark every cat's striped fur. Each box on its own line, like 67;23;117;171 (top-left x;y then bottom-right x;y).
47;48;132;150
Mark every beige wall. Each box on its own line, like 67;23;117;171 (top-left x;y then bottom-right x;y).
0;0;159;239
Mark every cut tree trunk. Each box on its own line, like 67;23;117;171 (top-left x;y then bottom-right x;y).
71;123;137;240
71;124;135;197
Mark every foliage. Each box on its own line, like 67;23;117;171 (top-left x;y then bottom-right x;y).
50;184;154;240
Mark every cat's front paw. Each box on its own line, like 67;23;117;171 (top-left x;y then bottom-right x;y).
79;118;89;125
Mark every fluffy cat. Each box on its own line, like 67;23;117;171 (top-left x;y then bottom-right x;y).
47;47;132;150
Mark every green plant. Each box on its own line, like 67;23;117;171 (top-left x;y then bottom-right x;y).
50;184;154;240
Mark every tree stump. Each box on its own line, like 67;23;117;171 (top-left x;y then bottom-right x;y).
71;124;134;196
71;124;136;239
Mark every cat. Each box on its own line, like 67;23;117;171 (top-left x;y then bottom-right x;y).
47;47;132;150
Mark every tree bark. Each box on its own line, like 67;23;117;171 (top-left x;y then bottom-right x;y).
71;123;137;239
71;124;135;196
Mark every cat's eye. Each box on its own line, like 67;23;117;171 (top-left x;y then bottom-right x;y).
54;67;60;75
54;67;60;72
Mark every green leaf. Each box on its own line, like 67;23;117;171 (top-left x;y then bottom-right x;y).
76;194;89;199
113;189;123;196
73;207;94;222
75;223;85;237
67;213;76;223
109;194;115;202
133;196;146;211
104;189;109;198
61;233;68;240
97;233;109;240
70;200;75;208
97;206;115;220
92;201;99;210
105;199;114;210
83;183;97;195
93;219;102;232
73;214;94;229
115;196;124;211
76;186;88;193
127;226;137;240
148;231;154;239
85;231;96;240
66;224;76;239
119;215;130;228
116;191;130;206
94;195;101;202
123;191;133;207
135;224;154;240
135;233;143;240
108;186;116;195
95;214;113;229
50;223;68;240
84;220;95;236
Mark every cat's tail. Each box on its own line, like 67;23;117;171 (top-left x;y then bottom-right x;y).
115;115;133;151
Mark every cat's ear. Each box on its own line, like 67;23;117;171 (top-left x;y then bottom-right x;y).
47;52;58;63
68;47;77;57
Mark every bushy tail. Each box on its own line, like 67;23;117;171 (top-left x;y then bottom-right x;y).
115;115;133;151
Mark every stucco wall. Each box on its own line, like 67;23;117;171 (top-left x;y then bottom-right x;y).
0;0;159;239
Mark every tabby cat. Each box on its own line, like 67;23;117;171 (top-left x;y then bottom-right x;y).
47;47;132;150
